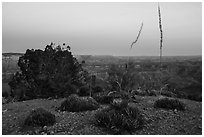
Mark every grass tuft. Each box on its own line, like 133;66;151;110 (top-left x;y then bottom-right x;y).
154;97;186;111
95;104;144;133
24;108;56;127
59;94;99;112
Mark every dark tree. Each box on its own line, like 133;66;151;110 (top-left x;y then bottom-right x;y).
9;43;86;100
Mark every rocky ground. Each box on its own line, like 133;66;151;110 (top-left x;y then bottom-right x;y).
2;95;202;135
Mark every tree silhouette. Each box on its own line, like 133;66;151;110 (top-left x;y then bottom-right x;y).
9;43;86;100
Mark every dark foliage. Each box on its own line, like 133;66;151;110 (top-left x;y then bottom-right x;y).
24;108;56;127
132;89;148;96
62;84;78;98
9;44;86;99
58;94;99;112
187;94;202;102
78;85;90;96
154;98;186;111
95;105;144;133
93;92;113;104
92;86;104;93
161;91;177;98
2;91;9;98
147;90;157;96
110;98;129;110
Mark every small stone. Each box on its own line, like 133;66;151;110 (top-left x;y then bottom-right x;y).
35;130;39;134
43;126;47;131
41;132;47;135
50;131;54;135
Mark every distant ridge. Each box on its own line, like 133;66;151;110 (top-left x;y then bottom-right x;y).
2;53;24;57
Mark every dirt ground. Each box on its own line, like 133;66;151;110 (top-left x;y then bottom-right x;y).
2;95;202;135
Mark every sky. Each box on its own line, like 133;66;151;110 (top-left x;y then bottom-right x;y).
2;2;202;56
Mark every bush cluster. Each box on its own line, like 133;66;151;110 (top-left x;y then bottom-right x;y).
154;97;186;111
95;104;143;133
59;94;99;112
24;108;56;127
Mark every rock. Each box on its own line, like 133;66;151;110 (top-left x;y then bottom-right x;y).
35;130;39;134
47;97;52;100
50;131;54;135
2;109;7;113
41;132;47;135
43;126;47;131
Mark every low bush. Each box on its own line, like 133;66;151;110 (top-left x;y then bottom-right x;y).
95;104;144;133
24;108;56;127
2;92;9;98
63;84;77;97
93;93;113;104
92;86;104;93
110;98;128;110
132;89;147;96
78;86;90;96
108;91;131;100
154;97;186;111
147;90;157;96
161;91;177;98
187;94;202;102
59;94;99;112
117;91;131;100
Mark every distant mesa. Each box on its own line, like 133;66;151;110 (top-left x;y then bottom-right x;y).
80;55;92;60
2;53;24;60
3;53;24;57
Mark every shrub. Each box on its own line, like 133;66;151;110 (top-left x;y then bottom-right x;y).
161;91;177;98
78;86;90;96
95;105;144;133
24;108;56;127
132;89;147;96
110;98;128;110
63;84;77;97
92;86;104;93
93;93;113;104
147;90;157;96
154;98;186;111
117;91;131;100
9;44;87;100
187;94;202;102
59;94;99;112
2;91;9;98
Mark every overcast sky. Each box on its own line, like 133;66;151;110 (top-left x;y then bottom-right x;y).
2;2;202;56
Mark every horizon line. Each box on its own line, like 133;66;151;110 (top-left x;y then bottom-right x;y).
2;52;202;57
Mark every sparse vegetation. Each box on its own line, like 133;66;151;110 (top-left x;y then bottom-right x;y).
58;94;99;112
24;108;56;127
95;104;144;133
2;2;202;135
154;97;186;111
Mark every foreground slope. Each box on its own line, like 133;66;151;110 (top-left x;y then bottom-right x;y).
2;96;202;135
